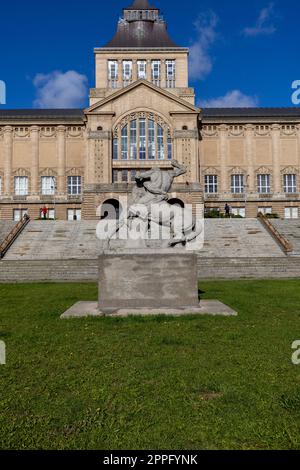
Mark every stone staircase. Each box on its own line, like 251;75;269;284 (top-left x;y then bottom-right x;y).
199;219;284;258
269;220;300;256
0;218;299;282
4;220;101;260
4;218;285;261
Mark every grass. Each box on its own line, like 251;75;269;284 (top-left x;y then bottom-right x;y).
0;280;300;450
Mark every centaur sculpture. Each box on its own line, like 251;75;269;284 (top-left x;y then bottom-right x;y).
103;160;202;248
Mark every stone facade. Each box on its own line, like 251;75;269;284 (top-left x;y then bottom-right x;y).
0;0;300;221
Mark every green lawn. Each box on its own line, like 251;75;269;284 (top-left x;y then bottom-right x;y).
0;280;300;450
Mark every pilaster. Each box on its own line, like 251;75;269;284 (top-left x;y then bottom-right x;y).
3;126;13;197
271;124;281;193
57;126;66;195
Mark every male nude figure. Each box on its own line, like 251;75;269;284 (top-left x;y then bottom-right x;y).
132;160;187;208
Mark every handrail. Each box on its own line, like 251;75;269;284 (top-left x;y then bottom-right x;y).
0;214;30;259
258;213;293;254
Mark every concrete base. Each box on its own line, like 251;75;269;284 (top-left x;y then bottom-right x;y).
60;300;237;318
98;250;200;312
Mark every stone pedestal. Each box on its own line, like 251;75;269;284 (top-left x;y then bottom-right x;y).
99;250;199;313
60;249;237;318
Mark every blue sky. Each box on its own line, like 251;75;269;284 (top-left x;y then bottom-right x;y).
0;0;299;109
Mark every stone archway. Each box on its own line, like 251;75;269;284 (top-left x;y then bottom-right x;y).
100;199;122;220
168;198;185;208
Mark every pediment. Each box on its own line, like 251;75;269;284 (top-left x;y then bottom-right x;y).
85;80;200;116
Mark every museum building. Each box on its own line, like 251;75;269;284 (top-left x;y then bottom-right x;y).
1;0;300;221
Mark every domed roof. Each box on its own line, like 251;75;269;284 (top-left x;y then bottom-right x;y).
104;0;180;48
126;0;157;10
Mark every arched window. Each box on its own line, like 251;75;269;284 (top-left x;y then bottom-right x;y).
113;113;173;161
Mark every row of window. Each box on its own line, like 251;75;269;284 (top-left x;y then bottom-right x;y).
113;118;172;161
0;176;82;196
112;169;138;184
13;208;82;222
124;10;159;21
207;206;299;219
108;60;176;88
205;174;298;194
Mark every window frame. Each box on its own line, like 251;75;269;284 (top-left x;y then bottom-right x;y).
284;174;297;194
205;175;218;194
14;176;29;196
257;174;271;194
231;174;244;194
41;176;56;196
67;176;82;196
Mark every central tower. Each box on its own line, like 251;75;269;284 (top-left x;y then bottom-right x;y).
83;0;202;219
90;0;195;105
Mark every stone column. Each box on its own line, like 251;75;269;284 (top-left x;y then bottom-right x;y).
219;125;228;194
118;60;123;88
147;60;152;85
57;126;66;195
161;60;166;88
132;60;138;83
3;126;13;197
271;124;281;194
245;124;255;192
30;126;39;196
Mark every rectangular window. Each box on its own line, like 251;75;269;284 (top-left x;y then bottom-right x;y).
41;176;56;195
0;176;2;195
285;207;299;219
205;175;218;194
151;60;161;86
112;169;118;183
130;170;137;182
108;60;118;88
166;60;176;88
139;118;146;160
157;124;164;160
67;176;82;196
257;174;271;194
47;209;55;220
14;176;28;196
258;207;272;215
130;120;137;160
13;209;28;221
137;60;147;80
148;120;155;159
232;207;246;218
284;174;297;193
121;125;128;160
108;60;118;79
167;137;172;160
113;138;118;160
123;61;132;85
122;169;128;183
231;174;244;194
67;209;81;221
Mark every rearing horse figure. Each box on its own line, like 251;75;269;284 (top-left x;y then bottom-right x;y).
105;161;202;248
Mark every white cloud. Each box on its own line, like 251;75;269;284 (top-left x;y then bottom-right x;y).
189;11;219;81
243;3;276;37
200;90;259;108
33;70;88;108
